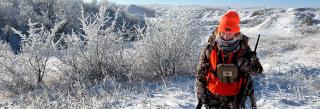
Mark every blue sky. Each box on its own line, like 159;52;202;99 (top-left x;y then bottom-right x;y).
92;0;320;8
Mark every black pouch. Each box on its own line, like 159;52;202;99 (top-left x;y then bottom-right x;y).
216;64;238;83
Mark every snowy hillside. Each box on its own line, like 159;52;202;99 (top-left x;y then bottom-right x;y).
1;4;320;109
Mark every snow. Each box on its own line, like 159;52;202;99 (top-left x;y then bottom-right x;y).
1;5;320;109
122;77;198;109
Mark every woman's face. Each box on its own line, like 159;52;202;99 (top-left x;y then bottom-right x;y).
220;32;235;41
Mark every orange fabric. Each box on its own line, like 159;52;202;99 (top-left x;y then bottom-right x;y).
217;11;240;34
206;47;245;96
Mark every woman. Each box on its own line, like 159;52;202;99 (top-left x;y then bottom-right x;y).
196;11;263;109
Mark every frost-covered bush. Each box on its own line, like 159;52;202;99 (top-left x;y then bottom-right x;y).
0;19;67;94
59;6;131;84
132;9;205;80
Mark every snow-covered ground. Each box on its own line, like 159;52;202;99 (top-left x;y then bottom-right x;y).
1;5;320;109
